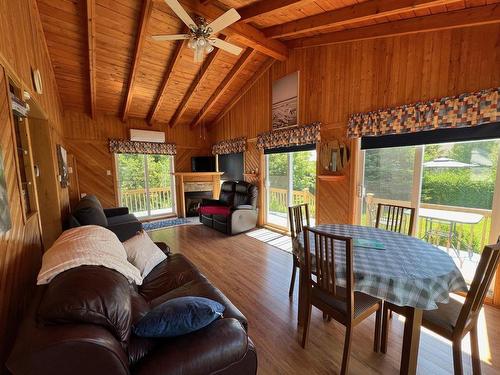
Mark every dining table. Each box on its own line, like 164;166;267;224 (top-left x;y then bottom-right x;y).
293;224;468;375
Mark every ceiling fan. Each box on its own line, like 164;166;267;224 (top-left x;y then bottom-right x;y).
153;0;243;63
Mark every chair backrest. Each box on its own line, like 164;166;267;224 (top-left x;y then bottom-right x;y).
455;242;500;333
375;203;415;236
288;204;310;239
303;226;354;319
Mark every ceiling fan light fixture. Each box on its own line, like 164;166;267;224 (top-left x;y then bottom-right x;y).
155;0;242;62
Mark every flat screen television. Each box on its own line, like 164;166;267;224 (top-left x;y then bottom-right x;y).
218;152;244;181
191;156;216;172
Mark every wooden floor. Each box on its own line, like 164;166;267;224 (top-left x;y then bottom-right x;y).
150;224;500;375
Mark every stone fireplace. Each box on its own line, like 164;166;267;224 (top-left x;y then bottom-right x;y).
173;172;223;218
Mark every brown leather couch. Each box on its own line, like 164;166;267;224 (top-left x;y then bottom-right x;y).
7;243;257;375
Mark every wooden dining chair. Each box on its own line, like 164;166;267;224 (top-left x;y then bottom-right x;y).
375;203;415;236
381;242;500;375
288;203;310;297
301;226;383;375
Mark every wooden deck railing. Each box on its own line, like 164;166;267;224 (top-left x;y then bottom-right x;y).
365;195;493;252
120;187;173;213
269;187;316;215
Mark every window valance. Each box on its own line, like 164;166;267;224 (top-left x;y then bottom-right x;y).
348;87;500;138
256;122;321;151
212;137;246;155
108;139;177;155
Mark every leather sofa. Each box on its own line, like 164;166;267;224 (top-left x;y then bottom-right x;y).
199;181;258;235
68;195;142;241
7;243;257;375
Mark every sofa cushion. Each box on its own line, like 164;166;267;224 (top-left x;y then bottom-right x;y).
139;254;204;301
123;231;167;278
107;213;140;226
134;296;225;338
234;182;257;207
219;181;235;206
73;195;108;227
38;266;133;342
132;318;251;375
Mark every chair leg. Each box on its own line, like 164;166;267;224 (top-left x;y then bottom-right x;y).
374;304;382;353
452;340;464;375
289;256;297;297
301;301;312;348
341;326;353;375
381;302;389;354
470;325;482;375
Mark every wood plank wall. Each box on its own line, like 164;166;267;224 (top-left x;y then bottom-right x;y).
62;111;212;208
0;0;67;371
212;24;500;225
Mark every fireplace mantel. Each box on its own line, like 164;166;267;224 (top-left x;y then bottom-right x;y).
173;172;223;218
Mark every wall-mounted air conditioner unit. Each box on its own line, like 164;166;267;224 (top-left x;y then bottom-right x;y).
130;129;165;143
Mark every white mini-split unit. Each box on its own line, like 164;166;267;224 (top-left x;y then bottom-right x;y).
129;129;165;143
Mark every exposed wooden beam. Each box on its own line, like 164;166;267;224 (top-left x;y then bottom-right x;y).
169;36;228;128
210;58;274;126
238;0;303;23
264;0;463;39
179;0;288;61
190;48;257;128
86;0;97;119
122;0;154;122
287;4;500;49
148;40;187;125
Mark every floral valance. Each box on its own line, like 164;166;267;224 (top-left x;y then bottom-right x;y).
212;137;247;155
256;122;321;151
348;87;500;138
109;139;177;155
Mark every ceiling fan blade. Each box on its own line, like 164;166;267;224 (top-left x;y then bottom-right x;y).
209;38;243;56
152;34;190;41
164;0;196;29
207;8;241;34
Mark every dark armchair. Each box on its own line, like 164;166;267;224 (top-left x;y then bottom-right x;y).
199;181;258;235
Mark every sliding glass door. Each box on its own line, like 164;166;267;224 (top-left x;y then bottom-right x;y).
265;149;316;229
116;153;175;218
358;139;500;295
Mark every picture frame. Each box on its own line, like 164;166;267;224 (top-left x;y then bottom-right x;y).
272;71;299;130
56;144;69;188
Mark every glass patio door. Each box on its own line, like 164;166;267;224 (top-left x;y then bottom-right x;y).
116;153;175;218
265;149;316;229
358;139;500;297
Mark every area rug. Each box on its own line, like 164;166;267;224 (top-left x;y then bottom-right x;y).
245;228;293;253
143;217;200;231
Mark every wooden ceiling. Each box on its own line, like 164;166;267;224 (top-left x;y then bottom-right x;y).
36;0;500;128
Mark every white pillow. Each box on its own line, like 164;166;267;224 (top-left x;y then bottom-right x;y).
123;231;167;278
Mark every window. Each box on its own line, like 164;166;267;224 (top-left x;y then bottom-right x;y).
116;154;175;218
265;149;316;229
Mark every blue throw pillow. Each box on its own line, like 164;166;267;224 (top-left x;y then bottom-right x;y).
134;296;225;338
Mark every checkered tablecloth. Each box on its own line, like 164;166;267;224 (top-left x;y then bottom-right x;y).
295;224;468;310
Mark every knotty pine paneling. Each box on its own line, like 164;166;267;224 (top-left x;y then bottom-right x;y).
0;1;68;370
0;66;43;373
63;111;211;208
212;24;500;225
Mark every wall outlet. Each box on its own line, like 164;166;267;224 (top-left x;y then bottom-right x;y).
106;170;111;176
